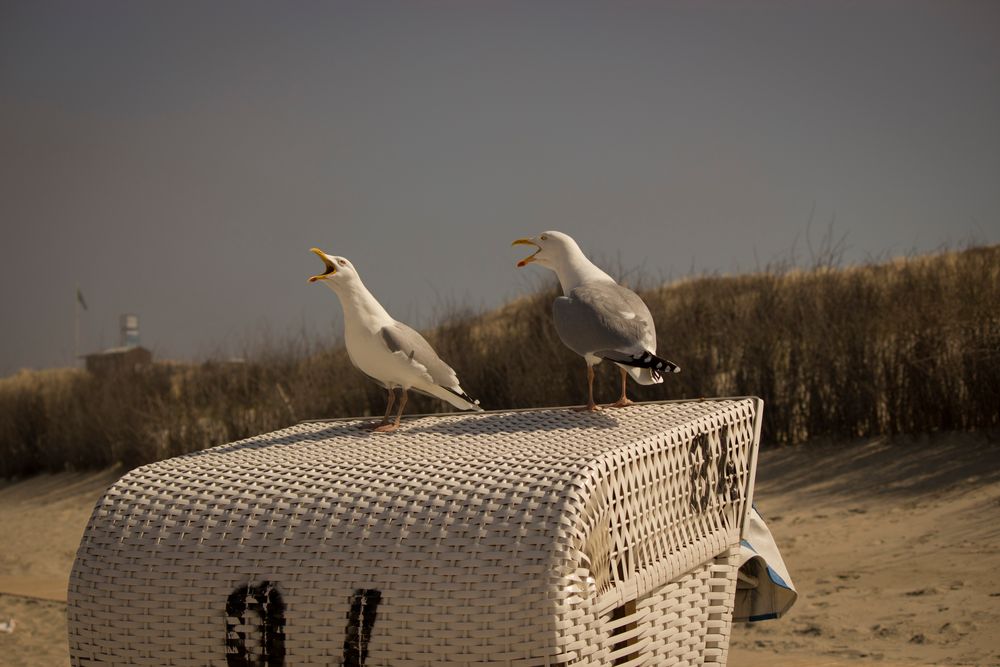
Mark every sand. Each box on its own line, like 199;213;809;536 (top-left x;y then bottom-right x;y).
0;468;120;667
1;433;998;666
729;432;1000;667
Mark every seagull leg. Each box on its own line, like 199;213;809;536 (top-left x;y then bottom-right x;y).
362;387;395;430
608;367;634;408
575;365;601;412
375;388;408;433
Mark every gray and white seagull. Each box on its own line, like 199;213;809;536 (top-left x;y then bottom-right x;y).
309;248;482;432
512;231;680;411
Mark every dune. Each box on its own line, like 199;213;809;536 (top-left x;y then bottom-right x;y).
1;432;997;666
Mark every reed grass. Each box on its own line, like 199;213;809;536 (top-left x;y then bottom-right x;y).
1;245;997;477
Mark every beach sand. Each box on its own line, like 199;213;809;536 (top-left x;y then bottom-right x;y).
0;468;120;667
1;433;997;666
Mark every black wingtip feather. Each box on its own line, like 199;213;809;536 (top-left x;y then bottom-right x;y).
442;385;482;408
604;350;681;376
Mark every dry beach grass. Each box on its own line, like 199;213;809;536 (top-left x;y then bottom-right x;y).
2;245;998;477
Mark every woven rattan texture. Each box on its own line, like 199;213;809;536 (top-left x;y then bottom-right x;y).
68;398;761;666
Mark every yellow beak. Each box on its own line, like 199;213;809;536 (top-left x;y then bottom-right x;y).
308;247;337;283
512;238;540;268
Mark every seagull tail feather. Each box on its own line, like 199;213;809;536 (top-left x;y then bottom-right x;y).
625;366;664;385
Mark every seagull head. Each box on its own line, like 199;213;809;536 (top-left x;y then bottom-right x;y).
511;230;580;270
308;248;358;289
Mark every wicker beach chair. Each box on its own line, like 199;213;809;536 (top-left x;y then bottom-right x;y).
68;398;763;666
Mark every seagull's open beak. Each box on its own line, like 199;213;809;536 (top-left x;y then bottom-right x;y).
512;238;540;268
308;247;337;283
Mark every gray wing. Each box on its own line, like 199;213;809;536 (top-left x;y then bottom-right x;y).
553;283;656;358
379;322;460;388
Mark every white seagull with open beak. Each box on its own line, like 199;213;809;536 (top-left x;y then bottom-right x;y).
513;231;680;411
309;248;482;432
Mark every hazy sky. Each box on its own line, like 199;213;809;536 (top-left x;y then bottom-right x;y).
2;1;998;375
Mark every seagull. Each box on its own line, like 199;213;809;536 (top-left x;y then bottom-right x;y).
309;248;483;432
512;231;679;411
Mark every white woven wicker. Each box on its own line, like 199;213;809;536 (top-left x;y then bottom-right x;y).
68;398;762;666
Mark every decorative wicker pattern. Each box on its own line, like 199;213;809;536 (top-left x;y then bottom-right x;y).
68;398;762;666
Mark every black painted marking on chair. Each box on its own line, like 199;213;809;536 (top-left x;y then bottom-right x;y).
225;581;286;667
716;425;741;501
689;432;712;511
343;588;382;667
610;599;639;665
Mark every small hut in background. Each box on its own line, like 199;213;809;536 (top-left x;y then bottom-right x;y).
84;346;153;375
83;313;152;375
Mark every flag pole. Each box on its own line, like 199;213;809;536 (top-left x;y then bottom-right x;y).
75;282;80;367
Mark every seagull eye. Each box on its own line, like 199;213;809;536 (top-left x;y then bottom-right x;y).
540;235;548;241
338;259;347;266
